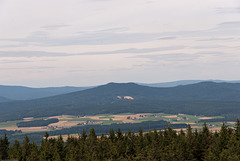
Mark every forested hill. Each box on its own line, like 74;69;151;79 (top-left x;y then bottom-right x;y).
139;80;224;87
0;96;11;103
0;85;91;100
1;81;240;121
1;81;240;111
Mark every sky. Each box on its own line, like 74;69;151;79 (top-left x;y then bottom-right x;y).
0;0;240;87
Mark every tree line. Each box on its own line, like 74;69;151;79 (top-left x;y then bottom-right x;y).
4;120;187;145
1;121;240;160
16;118;59;128
2;99;240;123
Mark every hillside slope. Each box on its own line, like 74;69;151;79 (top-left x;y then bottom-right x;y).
1;82;240;121
0;85;91;100
139;80;220;87
0;96;11;103
140;80;240;87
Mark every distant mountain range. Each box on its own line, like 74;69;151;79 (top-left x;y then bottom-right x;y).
139;80;240;87
1;80;240;101
0;96;11;103
1;81;240;122
0;85;91;100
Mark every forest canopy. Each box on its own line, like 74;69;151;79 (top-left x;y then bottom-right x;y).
1;121;240;160
16;118;59;128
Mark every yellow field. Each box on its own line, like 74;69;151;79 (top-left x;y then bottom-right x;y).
0;126;49;132
163;115;178;118
199;117;213;119
0;113;229;133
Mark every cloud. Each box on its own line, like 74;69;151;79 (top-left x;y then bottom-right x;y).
197;37;235;41
216;21;240;29
0;60;32;64
0;46;185;58
158;37;177;40
132;51;228;62
41;24;71;30
1;21;239;48
0;44;29;48
195;51;227;56
154;21;240;40
191;45;225;49
86;0;112;1
0;66;55;70
1;31;160;46
79;46;185;55
134;53;200;62
216;7;240;14
89;27;129;33
0;51;70;57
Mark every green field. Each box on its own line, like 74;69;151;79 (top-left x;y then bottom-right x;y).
99;116;115;119
0;120;20;128
0;113;234;133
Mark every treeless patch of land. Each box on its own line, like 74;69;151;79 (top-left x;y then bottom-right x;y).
0;126;49;132
171;122;196;125
48;134;80;142
112;115;135;123
210;127;221;132
48;115;74;120
87;116;105;120
187;123;196;125
23;117;34;121
199;117;214;119
112;113;151;123
49;121;81;128
174;128;187;132
191;126;200;129
123;96;134;100
163;115;178;118
0;126;19;131
20;127;49;132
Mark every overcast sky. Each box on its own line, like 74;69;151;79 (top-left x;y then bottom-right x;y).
0;0;240;87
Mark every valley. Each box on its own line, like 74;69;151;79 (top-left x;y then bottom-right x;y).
0;113;231;134
1;81;240;144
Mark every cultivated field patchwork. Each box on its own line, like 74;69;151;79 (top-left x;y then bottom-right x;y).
0;113;233;134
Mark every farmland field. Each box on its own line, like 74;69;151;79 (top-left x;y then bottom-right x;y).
0;113;232;134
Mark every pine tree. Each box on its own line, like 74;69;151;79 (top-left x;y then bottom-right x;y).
26;142;39;161
81;129;87;141
53;135;65;160
0;133;9;160
109;129;116;143
8;140;22;160
22;135;30;160
39;134;56;161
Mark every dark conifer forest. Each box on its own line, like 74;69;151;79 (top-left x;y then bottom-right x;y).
1;121;240;160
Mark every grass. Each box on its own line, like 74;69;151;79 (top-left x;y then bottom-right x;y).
0;113;228;134
32;117;48;121
101;120;122;125
118;113;134;115
99;116;115;119
0;120;21;128
135;117;164;122
60;118;93;121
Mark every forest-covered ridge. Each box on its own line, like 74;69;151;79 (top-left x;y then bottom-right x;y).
1;82;240;122
0;85;91;100
0;96;11;103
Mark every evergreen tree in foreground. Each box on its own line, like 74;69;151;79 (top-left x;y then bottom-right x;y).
1;122;240;160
